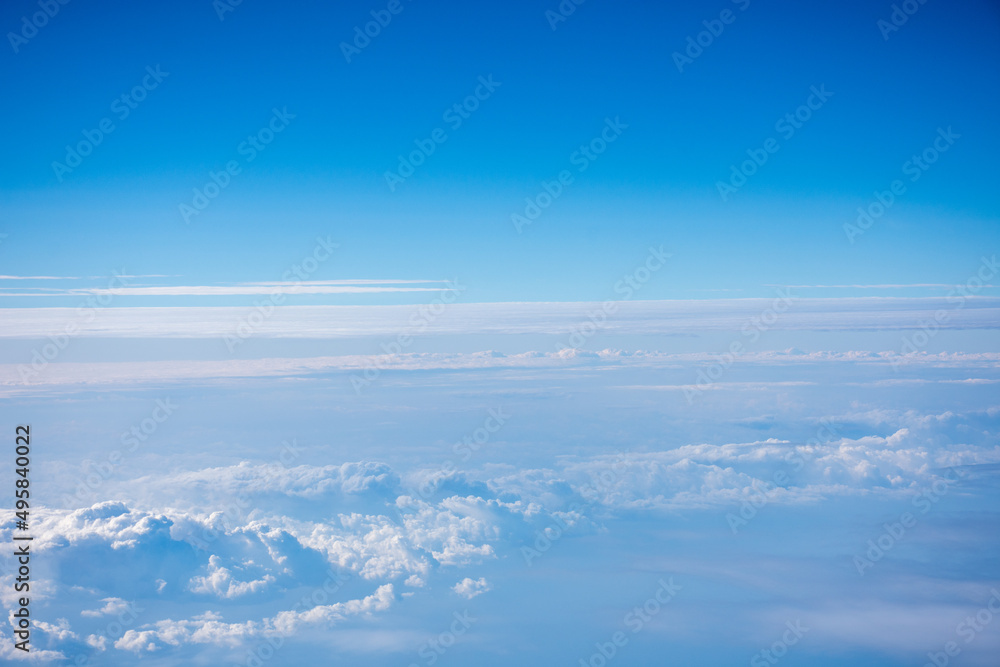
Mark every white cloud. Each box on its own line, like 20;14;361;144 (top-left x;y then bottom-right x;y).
188;555;275;598
114;584;394;653
0;274;84;280
772;283;997;289
0;634;65;662
452;577;491;599
3;419;994;659
0;278;445;297
0;274;174;280
0;297;997;340
2;348;998;394
141;460;401;500
18;501;173;551
0;575;54;607
67;284;441;297
81;597;131;618
31;618;77;643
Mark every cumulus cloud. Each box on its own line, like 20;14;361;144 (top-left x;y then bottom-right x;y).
452;577;491;599
188;555;276;598
480;428;1000;512
0;634;65;662
33;618;78;642
81;597;132;618
295;508;472;581
0;575;54;607
19;501;173;551
114;584;394;653
5;418;995;661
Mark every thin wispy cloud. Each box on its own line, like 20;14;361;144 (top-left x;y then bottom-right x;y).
73;285;441;296
773;283;997;289
0;280;448;297
0;274;178;280
0;275;84;280
0;297;996;338
2;350;996;392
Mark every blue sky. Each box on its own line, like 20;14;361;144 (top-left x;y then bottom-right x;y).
2;1;1000;665
1;0;998;303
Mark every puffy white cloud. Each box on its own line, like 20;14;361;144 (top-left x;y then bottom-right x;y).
188;555;275;598
0;575;54;607
114;584;394;653
452;577;490;599
0;633;65;662
19;501;173;551
33;617;78;642
481;428;1000;512
5;422;995;661
81;597;131;618
270;583;394;636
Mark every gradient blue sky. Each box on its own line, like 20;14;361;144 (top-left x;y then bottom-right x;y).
2;2;1000;666
1;0;998;304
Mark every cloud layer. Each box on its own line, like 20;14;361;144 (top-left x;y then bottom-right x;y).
1;297;998;339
